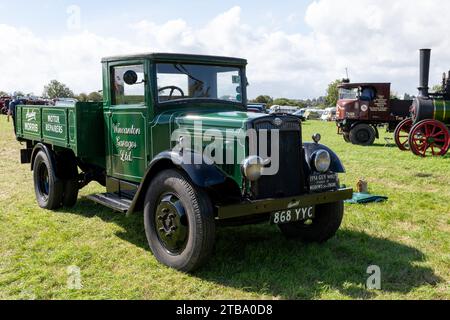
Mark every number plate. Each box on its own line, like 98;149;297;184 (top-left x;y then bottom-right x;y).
270;206;315;225
310;173;338;192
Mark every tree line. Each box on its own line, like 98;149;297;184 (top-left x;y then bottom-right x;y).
0;80;102;102
3;79;445;106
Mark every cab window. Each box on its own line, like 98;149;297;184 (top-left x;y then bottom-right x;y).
112;65;145;105
360;87;376;101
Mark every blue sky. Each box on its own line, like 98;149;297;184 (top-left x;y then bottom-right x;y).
1;0;312;38
1;0;449;99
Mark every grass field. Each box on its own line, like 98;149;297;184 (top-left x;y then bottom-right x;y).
0;115;449;300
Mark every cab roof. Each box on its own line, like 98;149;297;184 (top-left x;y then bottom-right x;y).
338;82;390;88
101;52;247;66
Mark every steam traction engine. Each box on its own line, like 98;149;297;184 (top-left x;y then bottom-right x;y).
394;49;450;157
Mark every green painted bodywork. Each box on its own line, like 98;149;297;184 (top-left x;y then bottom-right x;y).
433;99;450;123
16;102;105;168
17;53;259;189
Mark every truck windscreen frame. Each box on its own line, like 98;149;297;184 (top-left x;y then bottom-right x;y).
156;63;245;105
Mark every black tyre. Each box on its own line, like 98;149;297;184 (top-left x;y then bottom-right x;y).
59;155;79;208
343;133;350;143
349;124;376;146
62;179;79;207
278;201;344;243
144;169;216;272
33;151;63;210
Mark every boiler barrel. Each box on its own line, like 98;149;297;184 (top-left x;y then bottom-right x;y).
412;97;450;124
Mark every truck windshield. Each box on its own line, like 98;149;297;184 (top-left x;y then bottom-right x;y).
339;88;359;100
156;63;243;104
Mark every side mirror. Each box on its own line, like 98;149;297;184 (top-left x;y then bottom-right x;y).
123;70;138;85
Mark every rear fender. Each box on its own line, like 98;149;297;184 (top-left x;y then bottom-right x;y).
31;143;56;172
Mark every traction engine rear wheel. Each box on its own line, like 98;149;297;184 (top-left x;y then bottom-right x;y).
394;118;413;151
408;119;450;157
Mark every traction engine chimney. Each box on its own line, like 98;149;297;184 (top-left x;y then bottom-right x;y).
418;48;431;97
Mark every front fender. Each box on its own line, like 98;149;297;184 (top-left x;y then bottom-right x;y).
303;142;345;173
127;150;227;215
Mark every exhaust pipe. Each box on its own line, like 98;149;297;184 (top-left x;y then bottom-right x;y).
418;49;431;97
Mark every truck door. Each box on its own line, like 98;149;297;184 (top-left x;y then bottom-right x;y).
359;86;376;120
106;63;148;183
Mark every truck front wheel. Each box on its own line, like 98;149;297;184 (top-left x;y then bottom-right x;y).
349;124;376;146
143;169;216;272
33;151;63;210
278;201;344;243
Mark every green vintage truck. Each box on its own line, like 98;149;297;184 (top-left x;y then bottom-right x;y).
15;53;353;271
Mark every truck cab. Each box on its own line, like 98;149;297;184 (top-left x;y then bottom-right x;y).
336;82;411;145
16;53;352;272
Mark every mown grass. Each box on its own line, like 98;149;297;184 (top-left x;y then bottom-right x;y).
0;115;449;300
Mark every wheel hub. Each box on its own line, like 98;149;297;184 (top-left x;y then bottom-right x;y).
155;194;188;254
357;130;369;142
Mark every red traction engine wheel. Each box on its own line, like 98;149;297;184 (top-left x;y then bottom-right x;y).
394;118;413;151
408;119;450;157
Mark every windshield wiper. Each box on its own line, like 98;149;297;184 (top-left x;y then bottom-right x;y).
174;64;204;85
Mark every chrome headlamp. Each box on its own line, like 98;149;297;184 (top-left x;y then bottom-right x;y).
241;155;265;181
312;150;331;173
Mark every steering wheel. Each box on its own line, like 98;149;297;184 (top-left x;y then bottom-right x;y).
158;86;185;99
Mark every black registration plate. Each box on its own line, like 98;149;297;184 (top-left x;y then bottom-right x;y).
310;173;338;192
270;206;315;225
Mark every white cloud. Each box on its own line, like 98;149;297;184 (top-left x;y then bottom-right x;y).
1;1;450;99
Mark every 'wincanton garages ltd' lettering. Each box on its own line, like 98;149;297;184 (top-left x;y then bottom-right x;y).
113;123;141;163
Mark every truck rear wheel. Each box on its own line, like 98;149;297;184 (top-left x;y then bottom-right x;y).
62;179;79;208
33;151;63;210
278;201;344;243
349;124;376;146
143;169;216;272
60;156;79;208
343;133;350;143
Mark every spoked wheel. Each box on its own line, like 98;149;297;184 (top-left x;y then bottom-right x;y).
394;118;413;151
408;119;450;157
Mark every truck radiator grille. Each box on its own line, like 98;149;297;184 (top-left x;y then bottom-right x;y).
249;117;305;199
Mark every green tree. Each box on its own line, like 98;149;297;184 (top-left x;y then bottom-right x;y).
253;95;273;105
43;80;74;99
390;92;399;100
76;93;89;102
325;79;342;107
13;91;25;97
431;84;443;93
88;91;103;102
0;90;9;97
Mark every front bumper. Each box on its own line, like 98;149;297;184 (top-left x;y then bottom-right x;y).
217;188;353;220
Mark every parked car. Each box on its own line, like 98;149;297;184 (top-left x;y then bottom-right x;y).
247;103;267;113
270;105;299;114
293;109;306;121
304;109;324;120
321;108;337;121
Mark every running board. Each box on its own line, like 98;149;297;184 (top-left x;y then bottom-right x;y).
86;193;132;213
